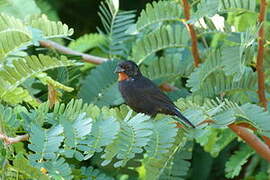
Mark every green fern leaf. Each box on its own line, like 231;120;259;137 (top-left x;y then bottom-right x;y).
132;25;189;64
13;153;49;180
220;0;256;12
0;13;73;59
0;0;40;19
43;157;72;179
225;144;254;178
68;33;106;53
28;124;64;160
196;128;236;157
79;60;123;107
160;142;193;180
136;1;182;32
192;0;256;21
36;72;74;92
1;87;40;107
26;14;74;39
82;115;120;160
240;103;270;137
80;166;115;180
60;113;93;161
141;54;192;85
0;55;78;101
187;49;222;92
143;118;180;180
0;13;31;59
101;112;152;167
98;0;136;58
194;69;257;98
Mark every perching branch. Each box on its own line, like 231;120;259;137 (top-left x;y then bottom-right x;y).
256;0;268;109
39;40;108;64
228;124;270;162
181;0;200;67
39;40;178;91
0;133;29;144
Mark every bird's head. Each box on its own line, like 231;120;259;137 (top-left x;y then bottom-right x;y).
114;60;142;81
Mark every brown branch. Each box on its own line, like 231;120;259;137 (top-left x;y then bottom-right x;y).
39;40;108;65
234;122;270;148
40;40;179;92
262;136;270;149
181;0;200;67
256;0;268;109
0;133;29;144
228;123;270;162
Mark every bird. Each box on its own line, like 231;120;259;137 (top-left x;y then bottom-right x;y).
114;60;195;128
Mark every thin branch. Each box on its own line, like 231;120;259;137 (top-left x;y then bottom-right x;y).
256;0;268;109
235;122;270;148
0;133;29;144
40;40;179;92
181;0;200;67
228;123;270;162
39;40;108;65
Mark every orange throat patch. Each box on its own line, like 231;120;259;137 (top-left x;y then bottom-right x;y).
118;72;129;81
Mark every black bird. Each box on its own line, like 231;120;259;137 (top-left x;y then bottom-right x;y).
114;60;195;128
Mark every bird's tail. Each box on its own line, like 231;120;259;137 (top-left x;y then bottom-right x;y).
173;108;195;128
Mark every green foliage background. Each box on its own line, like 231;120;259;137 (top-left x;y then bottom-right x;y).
0;0;270;179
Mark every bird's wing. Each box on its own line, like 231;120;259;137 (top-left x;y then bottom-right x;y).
134;77;175;107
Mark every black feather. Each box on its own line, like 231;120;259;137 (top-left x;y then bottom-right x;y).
116;60;195;128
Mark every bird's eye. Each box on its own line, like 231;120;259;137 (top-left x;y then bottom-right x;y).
125;65;130;70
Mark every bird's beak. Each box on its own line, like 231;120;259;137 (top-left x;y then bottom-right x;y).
114;66;125;73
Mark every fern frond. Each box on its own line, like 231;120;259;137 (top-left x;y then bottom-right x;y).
26;14;74;39
82;115;120;160
132;24;189;64
0;104;23;136
160;142;193;180
136;1;182;32
196;128;236;157
187;49;222;92
80;166;114;180
61;113;93;161
13;153;49;180
143;118;182;180
0;13;73;59
141;54;192;85
240;104;270;137
36;72;74;92
0;0;40;19
98;0;136;58
43;157;72;179
0;55;77;100
28;124;64;161
225;144;254;178
220;0;256;12
79;60;123;107
68;33;106;53
194;69;257;98
101;112;152;167
0;13;31;59
1;87;40;107
192;0;256;21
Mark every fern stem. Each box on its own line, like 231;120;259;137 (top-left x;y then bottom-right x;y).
39;40;108;64
228;124;270;162
256;0;268;110
181;0;200;67
0;133;29;144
